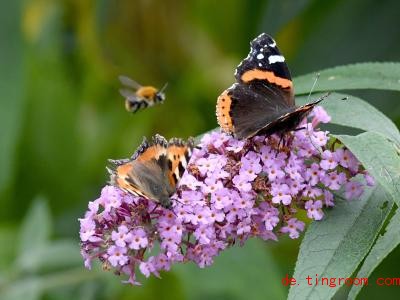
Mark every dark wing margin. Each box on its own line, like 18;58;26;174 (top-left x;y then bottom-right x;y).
234;33;294;107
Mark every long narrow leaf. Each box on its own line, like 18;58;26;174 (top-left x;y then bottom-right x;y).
348;208;400;299
288;184;392;300
294;62;400;94
336;132;400;205
297;93;400;144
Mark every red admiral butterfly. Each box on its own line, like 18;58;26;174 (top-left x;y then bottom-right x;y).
216;33;325;140
108;134;193;208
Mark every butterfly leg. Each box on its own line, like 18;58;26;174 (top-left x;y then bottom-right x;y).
150;202;161;214
293;126;306;132
276;134;286;155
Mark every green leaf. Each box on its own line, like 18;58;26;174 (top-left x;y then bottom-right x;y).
0;227;18;269
0;277;41;300
293;62;400;95
0;0;26;201
18;197;51;256
336;132;400;205
16;240;81;273
348;207;400;299
0;268;103;300
297;93;400;144
176;239;286;300
288;184;392;300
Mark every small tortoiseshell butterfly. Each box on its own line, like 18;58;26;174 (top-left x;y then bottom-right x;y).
108;134;193;208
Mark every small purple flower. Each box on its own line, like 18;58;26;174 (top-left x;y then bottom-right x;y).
192;205;212;226
232;174;252;192
320;150;338;170
256;202;280;230
305;163;322;186
87;200;100;216
305;200;324;220
111;225;131;247
324;190;335;207
281;218;305;239
226;139;245;152
240;155;262;181
107;246;128;267
311;106;331;126
194;226;215;244
160;237;179;253
139;261;152;278
202;177;224;194
345;181;364;200
311;130;329;147
180;190;205;206
285;165;302;181
271;183;292;205
128;228;148;250
265;164;285;182
178;174;203;190
364;173;375;186
79;218;96;242
259;145;275;167
322;171;347;190
210;189;232;210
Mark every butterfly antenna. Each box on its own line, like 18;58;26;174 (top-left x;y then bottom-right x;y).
106;166;114;175
174;198;184;205
307;72;320;103
306;123;322;155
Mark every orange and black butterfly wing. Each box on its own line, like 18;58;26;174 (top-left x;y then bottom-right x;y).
109;135;173;207
108;135;193;208
219;82;294;139
166;137;193;188
217;33;305;139
234;33;294;106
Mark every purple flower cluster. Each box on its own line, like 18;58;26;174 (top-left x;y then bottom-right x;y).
79;106;373;284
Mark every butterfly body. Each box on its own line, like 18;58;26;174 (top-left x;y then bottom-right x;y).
217;33;323;140
119;75;167;113
109;134;193;208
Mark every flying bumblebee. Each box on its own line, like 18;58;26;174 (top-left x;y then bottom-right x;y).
118;75;168;113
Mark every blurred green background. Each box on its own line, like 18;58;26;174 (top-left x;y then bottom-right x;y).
1;0;400;299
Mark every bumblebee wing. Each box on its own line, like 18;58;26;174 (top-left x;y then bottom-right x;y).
119;75;142;89
119;88;138;101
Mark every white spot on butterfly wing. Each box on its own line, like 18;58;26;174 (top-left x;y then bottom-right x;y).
256;53;264;60
268;55;285;64
269;40;276;47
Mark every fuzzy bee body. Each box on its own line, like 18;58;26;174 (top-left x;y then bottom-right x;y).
119;75;167;113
